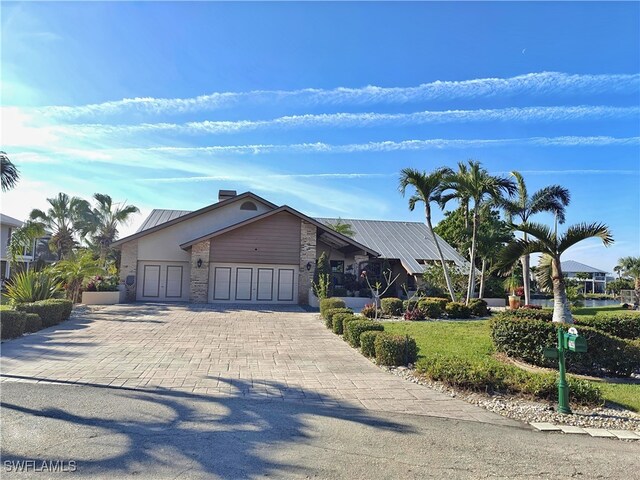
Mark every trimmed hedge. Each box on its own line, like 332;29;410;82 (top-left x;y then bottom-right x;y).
417;354;602;405
24;313;43;333
468;299;489;317
490;315;640;377
1;310;26;339
360;330;383;358
424;297;449;309
445;302;471;319
344;320;384;347
374;333;418;366
320;298;346;318
332;313;357;335
417;299;443;319
575;312;640;340
381;298;403;316
508;308;554;322
324;308;353;329
16;299;73;327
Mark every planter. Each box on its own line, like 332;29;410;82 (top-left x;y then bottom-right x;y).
508;295;521;310
82;290;124;305
308;289;372;311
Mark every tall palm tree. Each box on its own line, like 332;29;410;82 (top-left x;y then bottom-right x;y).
497;171;570;305
85;193;140;264
499;222;613;323
440;160;517;304
617;256;640;292
29;193;92;259
399;166;456;302
1;151;20;191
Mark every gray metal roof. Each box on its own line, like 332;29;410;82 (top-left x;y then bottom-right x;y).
561;260;606;274
316;218;470;275
0;214;23;227
136;209;192;232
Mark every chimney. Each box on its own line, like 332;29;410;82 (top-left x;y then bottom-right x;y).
218;190;237;202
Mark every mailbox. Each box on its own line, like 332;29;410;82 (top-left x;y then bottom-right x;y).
563;333;587;353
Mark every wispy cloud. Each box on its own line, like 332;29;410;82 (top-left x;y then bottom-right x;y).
501;169;640;175
33;72;640;120
56;105;640;137
136;173;392;183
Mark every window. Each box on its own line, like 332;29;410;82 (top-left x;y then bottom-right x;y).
330;260;344;273
240;201;257;211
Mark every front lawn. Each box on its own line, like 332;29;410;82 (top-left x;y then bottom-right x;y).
382;320;640;412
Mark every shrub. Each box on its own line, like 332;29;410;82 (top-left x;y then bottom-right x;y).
417;299;443;319
320;298;346;318
324;307;353;329
445;302;471;319
521;304;543;310
381;298;403;316
1;310;26;339
509;308;553;321
360;330;383;358
404;309;426;321
85;275;119;292
344;320;384;347
424;297;449;309
574;312;640;340
332;313;357;335
402;299;419;312
24;313;43;333
5;270;61;304
16;299;73;327
360;303;377;319
468;299;489;317
374;333;418;366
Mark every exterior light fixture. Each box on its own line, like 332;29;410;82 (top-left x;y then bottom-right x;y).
197;258;203;268
306;262;312;271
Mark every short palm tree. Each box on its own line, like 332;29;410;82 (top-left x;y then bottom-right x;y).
440;160;517;304
52;250;106;303
29;193;92;259
85;194;139;264
399;166;456;302
497;171;570;305
499;222;613;323
325;218;355;237
1;152;20;191
617;256;640;292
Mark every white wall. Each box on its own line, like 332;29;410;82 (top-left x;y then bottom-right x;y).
136;200;272;262
0;224;10;260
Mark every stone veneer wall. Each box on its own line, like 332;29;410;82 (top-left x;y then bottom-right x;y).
190;240;211;303
299;221;317;305
119;240;138;302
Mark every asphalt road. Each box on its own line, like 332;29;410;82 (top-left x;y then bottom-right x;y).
1;381;638;479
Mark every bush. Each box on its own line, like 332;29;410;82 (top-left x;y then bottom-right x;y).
344;320;384;347
417;299;443;319
332;313;357;335
24;313;43;333
360;330;383;358
574;312;640;340
16;299;73;327
374;333;418;366
402;299;419;312
1;310;26;339
521;304;542;310
490;315;640;377
85;275;119;292
381;298;403;316
320;298;346;318
468;299;489;317
404;309;426;321
445;302;471;319
509;308;553;321
324;307;353;329
424;297;449;309
360;303;377;319
5;269;61;303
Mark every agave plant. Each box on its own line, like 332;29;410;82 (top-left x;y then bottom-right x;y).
5;269;62;304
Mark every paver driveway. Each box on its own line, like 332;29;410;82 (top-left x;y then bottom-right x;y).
1;304;517;426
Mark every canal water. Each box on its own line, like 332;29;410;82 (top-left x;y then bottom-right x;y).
528;299;621;308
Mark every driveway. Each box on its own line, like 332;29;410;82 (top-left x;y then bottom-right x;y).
1;304;515;426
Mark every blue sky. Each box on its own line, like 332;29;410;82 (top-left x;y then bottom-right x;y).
2;1;639;273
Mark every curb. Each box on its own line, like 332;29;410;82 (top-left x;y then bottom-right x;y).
530;422;640;440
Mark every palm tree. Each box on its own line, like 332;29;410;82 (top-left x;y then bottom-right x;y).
399;166;456;302
324;218;355;237
1;152;20;191
499;222;613;323
497;171;570;305
8;221;45;266
85;194;139;264
52;250;105;303
29;193;92;259
440;161;517;304
617;256;640;292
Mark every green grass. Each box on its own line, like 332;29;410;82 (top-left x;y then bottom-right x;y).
383;319;640;411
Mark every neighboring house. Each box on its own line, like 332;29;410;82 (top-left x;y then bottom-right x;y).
561;260;608;294
112;190;468;305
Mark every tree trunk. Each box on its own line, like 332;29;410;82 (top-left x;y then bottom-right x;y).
551;257;573;324
465;209;479;304
479;258;486;299
521;255;531;306
426;210;456;302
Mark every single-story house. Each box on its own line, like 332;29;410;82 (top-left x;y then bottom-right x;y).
560;260;608;294
112;190;468;305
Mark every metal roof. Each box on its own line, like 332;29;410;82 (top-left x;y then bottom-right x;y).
0;214;23;227
316;218;470;275
136;209;191;232
560;260;607;274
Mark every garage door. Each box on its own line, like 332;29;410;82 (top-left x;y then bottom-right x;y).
137;261;190;302
209;263;298;304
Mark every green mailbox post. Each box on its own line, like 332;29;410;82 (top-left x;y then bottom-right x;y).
543;326;587;414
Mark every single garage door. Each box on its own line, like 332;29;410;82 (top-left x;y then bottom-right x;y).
209;263;298;304
137;261;190;302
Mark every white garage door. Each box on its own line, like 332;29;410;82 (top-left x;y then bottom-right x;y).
209;263;298;304
137;261;190;302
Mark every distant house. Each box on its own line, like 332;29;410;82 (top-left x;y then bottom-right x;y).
0;214;54;283
561;260;608;294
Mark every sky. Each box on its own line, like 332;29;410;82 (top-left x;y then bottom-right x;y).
1;1;639;274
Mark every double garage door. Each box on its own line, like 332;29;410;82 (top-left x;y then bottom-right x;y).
209;263;298;304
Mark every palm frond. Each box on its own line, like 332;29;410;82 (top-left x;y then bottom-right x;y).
495;239;550;274
1;153;20;191
513;222;557;252
557;222;614;253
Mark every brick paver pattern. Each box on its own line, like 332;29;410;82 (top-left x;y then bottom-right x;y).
1;304;518;426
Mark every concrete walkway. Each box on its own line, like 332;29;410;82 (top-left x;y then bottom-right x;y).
1;304;517;426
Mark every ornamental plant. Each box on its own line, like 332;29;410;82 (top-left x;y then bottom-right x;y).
85;275;119;292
